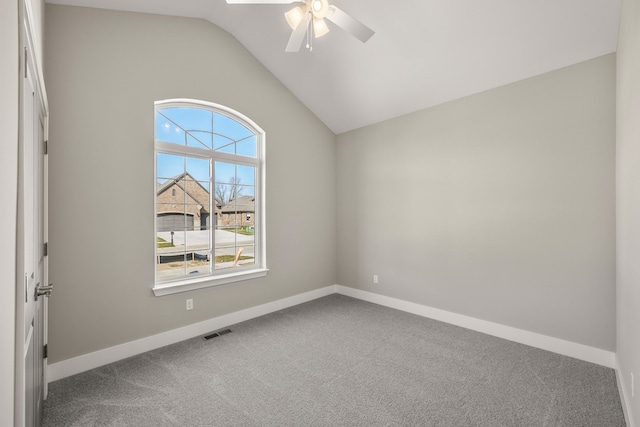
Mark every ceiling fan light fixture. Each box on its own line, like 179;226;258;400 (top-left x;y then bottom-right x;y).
310;0;329;19
313;18;329;38
285;6;305;30
227;0;374;52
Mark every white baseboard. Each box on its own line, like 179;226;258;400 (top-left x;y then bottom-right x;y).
49;283;617;384
335;285;616;369
615;356;635;427
47;285;336;383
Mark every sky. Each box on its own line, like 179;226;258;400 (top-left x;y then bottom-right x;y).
155;107;257;193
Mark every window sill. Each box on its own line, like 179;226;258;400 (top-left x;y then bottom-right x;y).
152;268;269;296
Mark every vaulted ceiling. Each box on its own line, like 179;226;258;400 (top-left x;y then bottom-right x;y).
46;0;622;134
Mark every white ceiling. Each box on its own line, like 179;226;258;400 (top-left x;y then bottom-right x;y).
46;0;622;134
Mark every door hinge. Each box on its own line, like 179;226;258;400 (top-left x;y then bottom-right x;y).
44;140;48;155
43;242;48;256
43;344;48;359
24;47;27;78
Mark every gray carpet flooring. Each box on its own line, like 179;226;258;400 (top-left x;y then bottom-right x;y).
43;294;626;426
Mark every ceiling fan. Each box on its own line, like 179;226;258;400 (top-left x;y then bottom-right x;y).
226;0;375;52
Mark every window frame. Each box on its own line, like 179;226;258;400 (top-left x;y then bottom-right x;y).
152;99;267;296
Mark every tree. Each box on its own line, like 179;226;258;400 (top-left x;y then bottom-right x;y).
215;176;244;207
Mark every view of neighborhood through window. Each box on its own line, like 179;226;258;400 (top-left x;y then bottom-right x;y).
154;100;263;284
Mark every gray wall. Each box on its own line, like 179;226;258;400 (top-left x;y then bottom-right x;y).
45;3;621;376
336;54;616;351
45;5;336;364
1;0;19;422
616;0;640;423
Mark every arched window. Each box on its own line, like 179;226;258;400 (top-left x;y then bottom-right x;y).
153;99;266;295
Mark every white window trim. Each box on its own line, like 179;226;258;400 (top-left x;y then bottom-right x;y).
152;268;269;296
152;99;267;297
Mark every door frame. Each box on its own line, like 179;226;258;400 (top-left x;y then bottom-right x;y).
0;0;19;424
15;0;49;424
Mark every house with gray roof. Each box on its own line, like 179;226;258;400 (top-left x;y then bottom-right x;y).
156;172;215;232
219;195;255;229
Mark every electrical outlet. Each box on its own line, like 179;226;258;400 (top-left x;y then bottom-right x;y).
186;299;193;311
632;372;635;398
373;275;378;284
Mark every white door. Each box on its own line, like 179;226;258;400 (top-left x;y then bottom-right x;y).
20;26;49;427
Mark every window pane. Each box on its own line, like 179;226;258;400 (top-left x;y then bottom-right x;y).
157;108;257;157
187;131;212;150
236;135;257;158
180;178;210;214
185;228;210;251
214;161;235;185
185;227;211;276
162;108;213;134
157;252;187;281
157;108;215;148
189;250;211;276
237;165;255;187
236;226;255;246
214;245;255;271
156;233;176;251
157;153;184;181
157;227;211;280
214;113;252;141
156;158;211;235
213;134;236;154
156;113;185;145
156;113;188;146
185;157;210;183
235;245;255;267
214;226;237;270
157;226;187;277
156;213;191;232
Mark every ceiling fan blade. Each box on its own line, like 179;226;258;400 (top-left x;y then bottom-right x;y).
226;0;302;4
326;5;374;43
285;13;311;52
